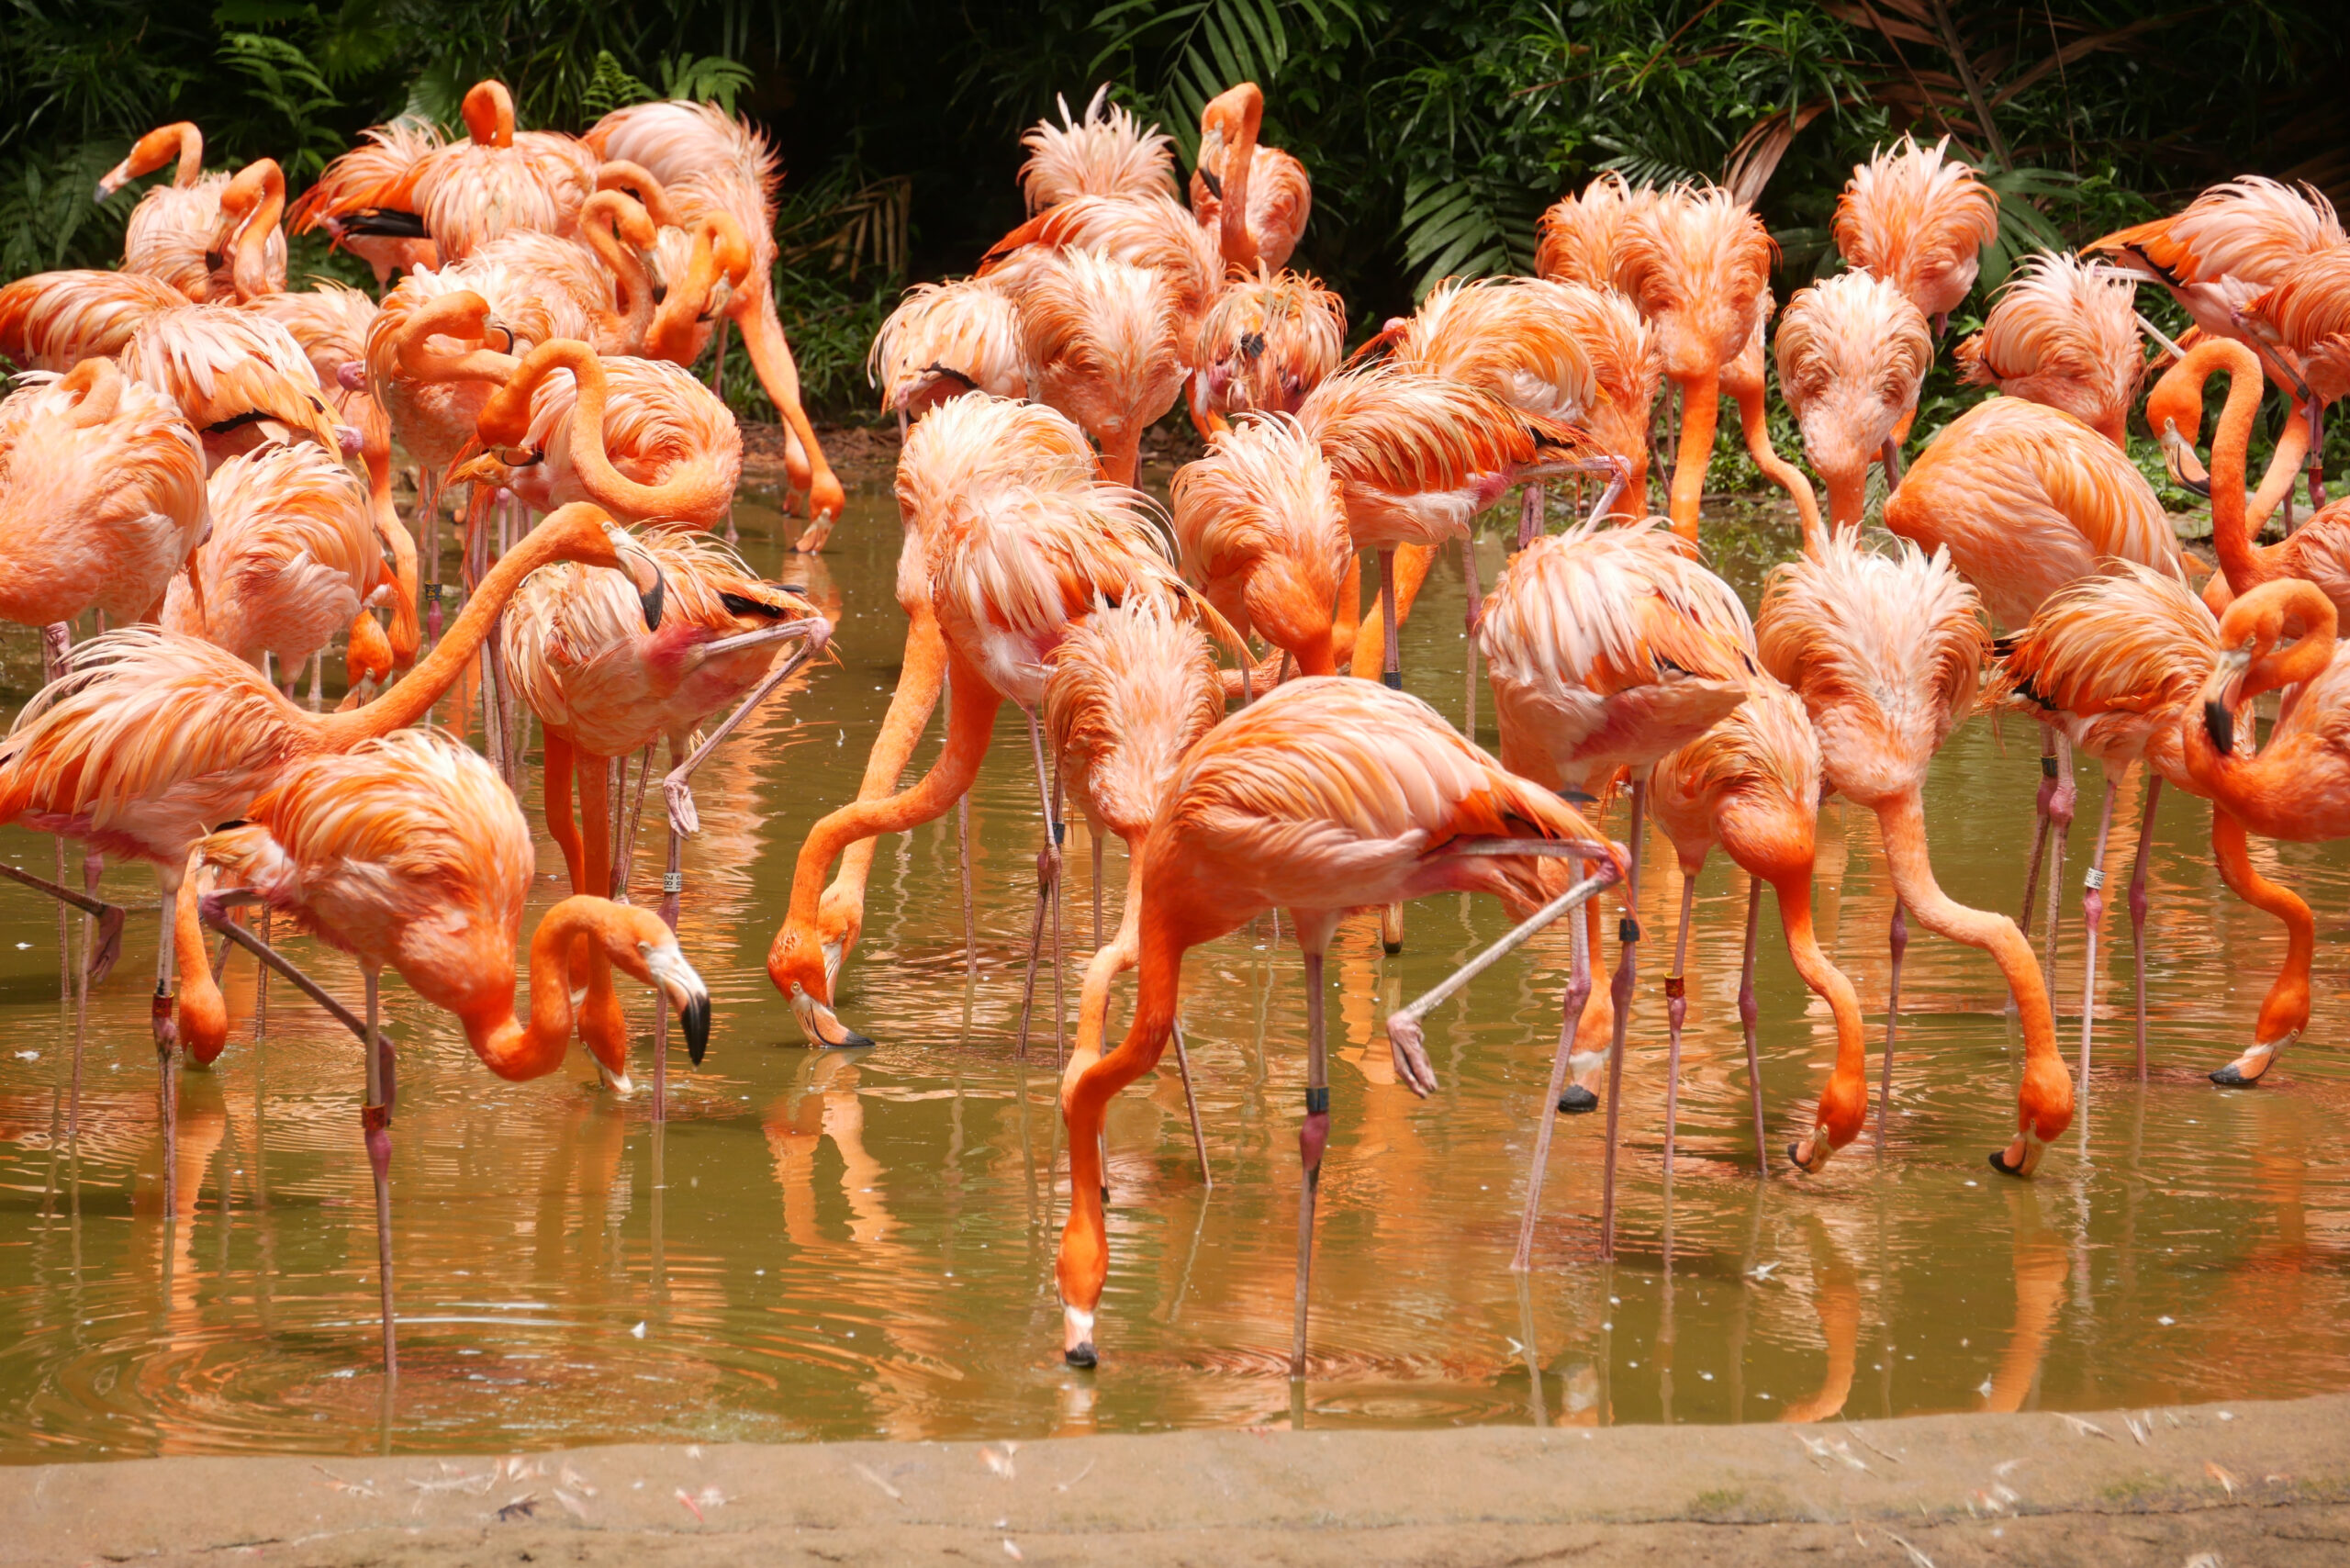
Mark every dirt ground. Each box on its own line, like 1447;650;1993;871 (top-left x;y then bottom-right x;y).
6;1394;2345;1566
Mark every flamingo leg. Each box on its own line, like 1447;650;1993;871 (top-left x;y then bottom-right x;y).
2042;734;2076;1014
307;653;324;712
958;792;976;987
361;969;397;1379
1013;709;1066;1058
1598;781;1647;1261
1462;532;1483;743
1514;859;1595;1272
1169;1019;1211;1188
153;858;184;1215
1291;941;1331;1382
416;469;442;646
1738;879;1765;1174
1878;901;1907;1151
1378;550;1406;956
0;863;126;982
1091;831;1104;952
2076;773;2120;1103
1516;482;1545;551
1662;872;1698;1175
2129;778;2161;1081
2017;724;2058;951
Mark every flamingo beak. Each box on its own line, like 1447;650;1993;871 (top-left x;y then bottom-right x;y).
640;940;711;1066
789;983;875;1050
603;522;666;630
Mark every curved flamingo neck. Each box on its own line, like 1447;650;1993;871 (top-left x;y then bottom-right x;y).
462;81;516;148
394;294;521;386
168;124;205;186
577;192;657;349
2154;339;2266;591
460;896;635;1079
1210;87;1263;268
485;339;726;521
594;162;678;226
311;507;616;748
224;160;285;303
650;215;753;363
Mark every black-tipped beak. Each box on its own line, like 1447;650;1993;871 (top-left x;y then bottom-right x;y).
2203;698;2234;755
681;992;711;1065
638;563;666;631
2180;471;2211;499
826;1023;877;1050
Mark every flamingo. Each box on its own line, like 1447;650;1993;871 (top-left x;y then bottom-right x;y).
1169;414;1350;677
1012;247;1186;487
1188;82;1311;272
2239;245;2350;510
2148;336;2350;621
453;338;742;531
159;441;386;703
1478;518;1755;1253
187;727;711;1375
1053;676;1617;1370
1189;265;1346;431
286;117;445;283
803;397;1103;1005
1046;599;1226;1176
981;190;1225;350
508;530;825;1110
463;189;666;357
2093;176;2345;510
1717;298;1828;551
1886;391;2188;997
337;80;597;263
766;412;1221;1049
867;277;1026;421
1774;269;1933;529
118;304;345;470
0;503;666;1198
585;98;847;546
1614;184;1775;541
1019;86;1177;210
96;123;288;304
1995;562;2307;1088
1757;531;2071;1176
1534;172;1656;291
1955;252;2147;450
2180;578;2348;1085
1831;136;1999;337
0;269;188;369
1649;676;1866;1174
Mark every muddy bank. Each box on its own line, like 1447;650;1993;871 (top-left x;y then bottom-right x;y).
6;1394;2344;1565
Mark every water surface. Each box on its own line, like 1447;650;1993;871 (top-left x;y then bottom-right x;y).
1;482;2345;1458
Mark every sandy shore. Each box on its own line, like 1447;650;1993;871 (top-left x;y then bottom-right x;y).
6;1394;2345;1565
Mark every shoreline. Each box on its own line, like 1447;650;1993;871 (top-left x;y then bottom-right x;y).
7;1394;2345;1565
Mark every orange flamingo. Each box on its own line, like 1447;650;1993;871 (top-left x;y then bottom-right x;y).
586;98;847;546
0;269;187;368
1650;676;1866;1174
1047;599;1226;1172
1054;677;1617;1370
1774;269;1933;530
2239;245;2350;510
1886;391;2188;988
0;504;666;1186
1996;561;2308;1087
1717;297;1827;550
767;414;1217;1047
1955;252;2147;449
1012;247;1186;486
1535;172;1656;290
96;123;289;303
463;189;666;357
454;338;741;530
981;189;1225;350
287;118;445;283
868;277;1026;421
1020;86;1176;210
118;304;345;469
2093;176;2344;509
2149;336;2350;621
1189;265;1346;431
509;530;824;1107
1189;83;1310;272
189;728;711;1374
1758;531;2071;1175
2180;577;2346;1084
1478;518;1754;1251
1169;414;1350;677
333;80;596;263
160;440;386;702
1614;184;1775;541
1831;136;1999;337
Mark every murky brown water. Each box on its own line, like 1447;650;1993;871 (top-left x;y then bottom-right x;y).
2;480;2347;1460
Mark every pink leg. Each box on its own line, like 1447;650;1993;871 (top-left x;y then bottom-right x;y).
2129;778;2161;1081
1876;902;1906;1152
1513;855;1595;1271
1662;874;1698;1174
1291;942;1331;1382
1739;879;1765;1174
1599;781;1647;1260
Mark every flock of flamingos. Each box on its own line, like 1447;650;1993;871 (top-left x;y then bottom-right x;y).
0;73;2346;1385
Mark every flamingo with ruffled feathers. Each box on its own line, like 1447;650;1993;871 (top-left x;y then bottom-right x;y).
96;122;289;303
0;269;188;369
188;727;712;1375
1477;516;1756;1254
1020;86;1177;210
1832;136;1999;338
1170;414;1351;678
586;98;848;547
1775;269;1933;532
867;277;1027;422
1995;561;2308;1089
1189;265;1346;434
1758;530;2071;1177
1189;82;1310;272
1055;677;1618;1371
1955;252;2147;451
287;117;445;283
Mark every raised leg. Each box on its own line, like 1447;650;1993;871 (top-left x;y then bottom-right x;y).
1877;902;1907;1151
1598;781;1647;1260
1738;879;1765;1173
361;969;397;1378
2076;773;2121;1099
1291;944;1331;1382
2128;778;2161;1081
1662;872;1699;1175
